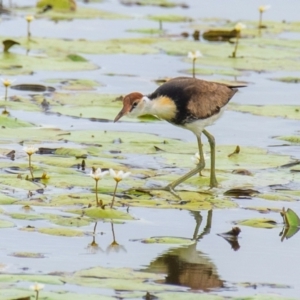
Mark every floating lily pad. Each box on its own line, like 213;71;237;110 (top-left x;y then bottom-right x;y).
229;103;300;120
235;218;278;229
0;219;15;228
278;136;300;144
38;227;84;237
121;0;183;8
270;77;300;83
0;51;97;76
7;213;44;220
149;14;192;22
36;0;76;11
0;115;32;128
47;215;91;227
0;274;63;285
66;266;179;292
0;194;17;205
134;236;195;245
70;207;135;221
11;252;45;258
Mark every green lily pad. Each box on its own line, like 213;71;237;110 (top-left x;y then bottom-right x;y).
47;215;91;227
0;274;63;285
38;227;84;237
229;103;300;120
37;0;76;11
258;193;297;202
278;136;300;144
149;14;192;22
7;213;44;220
70;207;135;221
0;289;32;300
135;236;195;245
0;219;15;228
66;266;179;292
127;28;164;34
270;77;300;83
0;51;97;76
235;218;278;228
121;0;181;8
281;208;300;227
11;252;45;258
0;194;17;205
0;114;32;128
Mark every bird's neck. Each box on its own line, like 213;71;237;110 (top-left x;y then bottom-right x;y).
143;96;177;121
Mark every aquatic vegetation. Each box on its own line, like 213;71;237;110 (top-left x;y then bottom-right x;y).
1;78;14;101
231;22;246;58
187;50;202;78
23;145;38;180
109;169;131;208
258;4;271;28
89;167;109;207
30;282;44;300
25;15;34;40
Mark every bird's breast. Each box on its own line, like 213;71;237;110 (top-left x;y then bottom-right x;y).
150;96;177;121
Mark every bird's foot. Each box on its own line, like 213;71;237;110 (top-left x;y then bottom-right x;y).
209;175;218;188
128;185;182;200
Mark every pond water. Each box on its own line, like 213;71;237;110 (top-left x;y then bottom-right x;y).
1;0;300;299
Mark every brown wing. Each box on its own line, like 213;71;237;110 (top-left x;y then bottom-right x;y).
184;78;237;119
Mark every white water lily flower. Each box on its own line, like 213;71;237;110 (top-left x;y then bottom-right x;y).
259;5;271;12
234;22;246;32
191;152;209;164
26;15;35;22
1;78;15;87
23;145;38;155
109;169;131;182
187;50;202;60
30;283;44;291
89;168;109;181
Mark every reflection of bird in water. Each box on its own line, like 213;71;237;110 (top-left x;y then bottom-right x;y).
143;210;224;291
114;77;244;197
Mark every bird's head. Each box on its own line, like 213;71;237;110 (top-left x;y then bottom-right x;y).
114;92;146;122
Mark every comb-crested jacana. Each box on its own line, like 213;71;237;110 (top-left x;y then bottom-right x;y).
114;77;244;196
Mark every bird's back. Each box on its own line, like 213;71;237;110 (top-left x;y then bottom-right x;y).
148;77;240;125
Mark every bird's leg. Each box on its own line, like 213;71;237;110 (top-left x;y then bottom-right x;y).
165;134;205;190
129;135;207;199
197;135;205;176
202;129;218;188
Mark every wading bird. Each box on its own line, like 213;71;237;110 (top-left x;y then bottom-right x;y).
114;77;244;196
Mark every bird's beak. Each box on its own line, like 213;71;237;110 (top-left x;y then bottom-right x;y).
114;108;126;122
